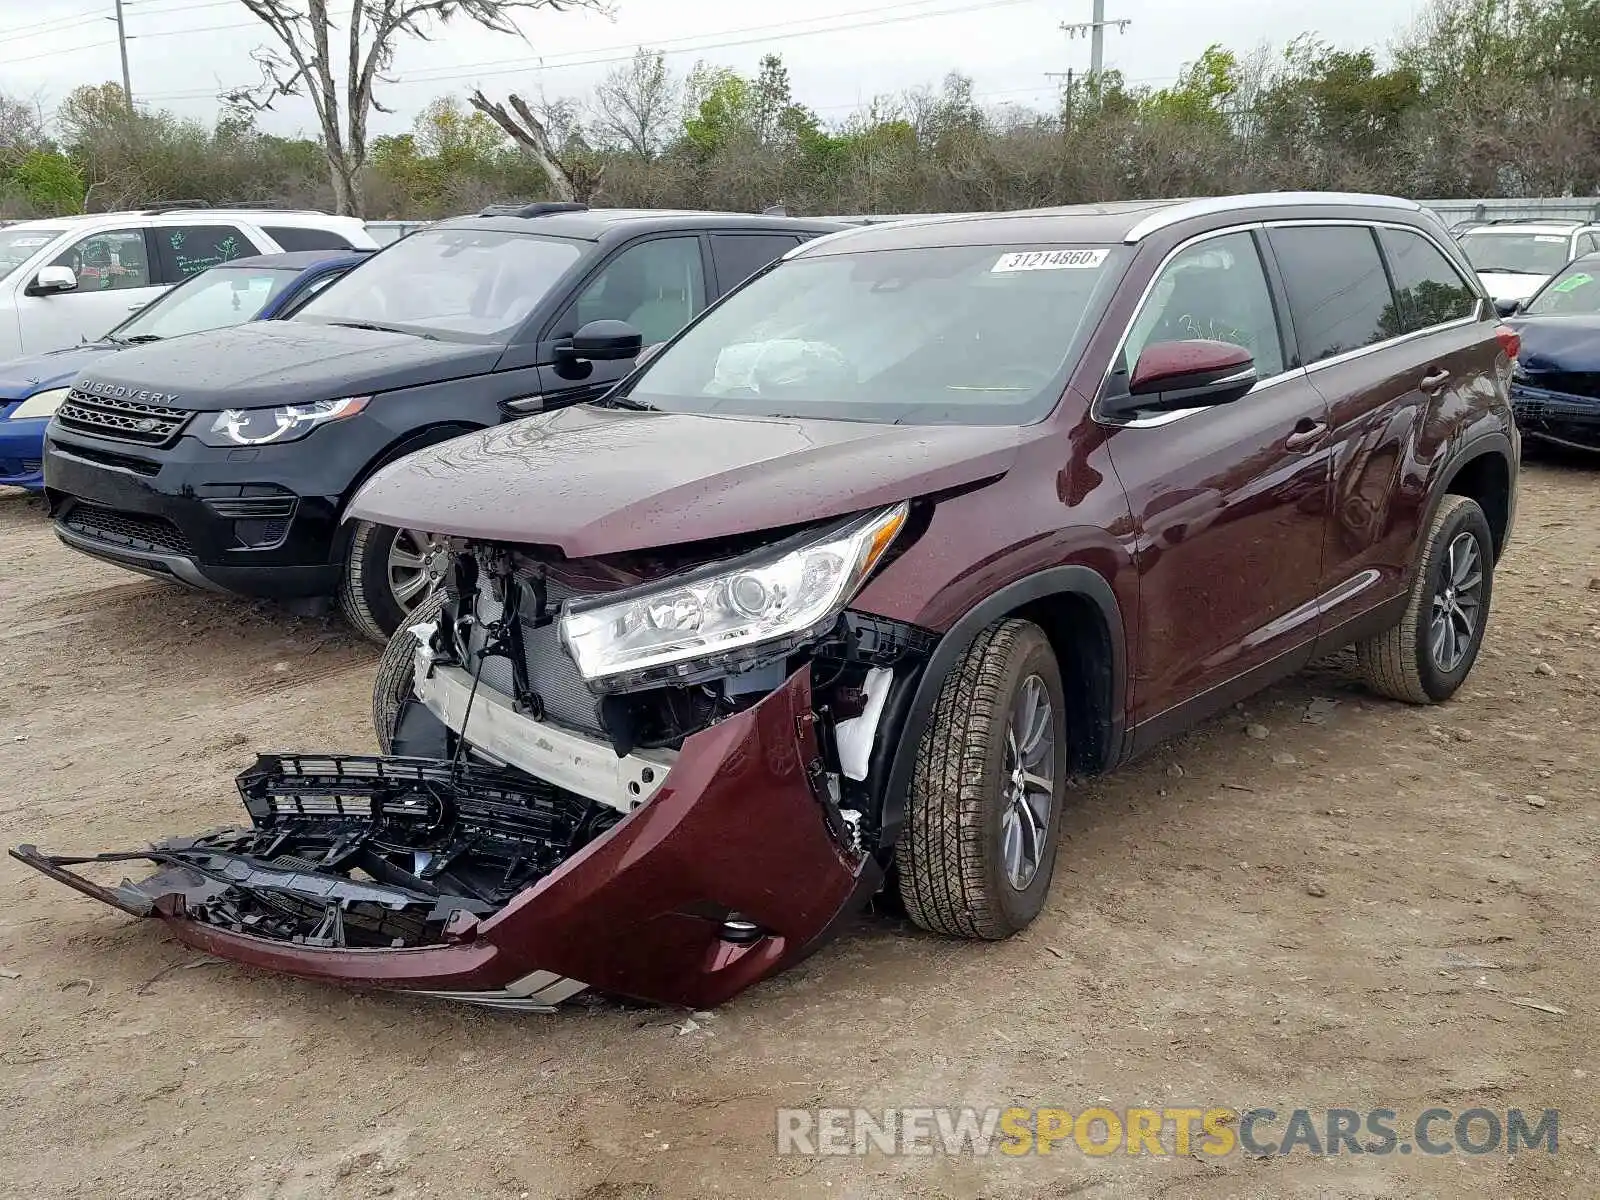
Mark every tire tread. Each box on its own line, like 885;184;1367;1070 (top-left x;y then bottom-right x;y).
897;618;1033;941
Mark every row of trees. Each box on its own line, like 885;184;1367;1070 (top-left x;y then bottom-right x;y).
3;0;1598;220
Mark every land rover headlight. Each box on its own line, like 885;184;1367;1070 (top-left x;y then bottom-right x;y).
561;502;909;690
197;396;370;446
9;387;70;420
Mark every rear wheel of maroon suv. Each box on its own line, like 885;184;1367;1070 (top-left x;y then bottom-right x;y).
1358;495;1496;704
897;618;1068;939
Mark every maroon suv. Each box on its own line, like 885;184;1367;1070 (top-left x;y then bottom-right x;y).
17;193;1520;1011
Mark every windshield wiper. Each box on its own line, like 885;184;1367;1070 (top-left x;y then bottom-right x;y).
327;320;434;339
113;334;163;344
593;390;655;411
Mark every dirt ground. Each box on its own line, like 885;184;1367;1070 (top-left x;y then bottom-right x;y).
0;461;1596;1200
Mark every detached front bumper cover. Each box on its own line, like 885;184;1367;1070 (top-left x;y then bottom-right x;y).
11;666;875;1010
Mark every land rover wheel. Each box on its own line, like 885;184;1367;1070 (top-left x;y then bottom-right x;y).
340;520;448;644
1357;494;1495;704
372;587;447;754
896;617;1067;940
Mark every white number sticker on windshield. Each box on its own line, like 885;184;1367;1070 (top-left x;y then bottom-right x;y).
991;248;1109;273
11;237;49;248
1535;236;1567;244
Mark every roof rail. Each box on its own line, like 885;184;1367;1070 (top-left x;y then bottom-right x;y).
141;199;212;214
478;201;589;218
1470;216;1584;227
1123;192;1423;243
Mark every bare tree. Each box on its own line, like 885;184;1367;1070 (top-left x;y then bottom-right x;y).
226;0;607;215
467;88;602;201
590;47;679;159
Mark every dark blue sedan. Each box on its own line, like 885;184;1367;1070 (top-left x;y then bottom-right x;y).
1507;251;1600;451
0;250;369;489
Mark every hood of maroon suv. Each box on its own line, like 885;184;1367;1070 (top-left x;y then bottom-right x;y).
347;403;1025;555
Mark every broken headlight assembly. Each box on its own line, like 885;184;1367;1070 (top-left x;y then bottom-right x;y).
560;502;908;691
196;396;370;446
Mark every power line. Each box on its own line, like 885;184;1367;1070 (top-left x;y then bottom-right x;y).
140;0;1049;100
0;0;235;43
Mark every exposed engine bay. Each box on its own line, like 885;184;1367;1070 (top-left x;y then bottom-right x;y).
402;530;939;851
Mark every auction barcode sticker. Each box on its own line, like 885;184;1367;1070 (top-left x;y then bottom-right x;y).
992;248;1109;272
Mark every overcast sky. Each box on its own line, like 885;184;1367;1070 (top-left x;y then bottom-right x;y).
3;0;1429;139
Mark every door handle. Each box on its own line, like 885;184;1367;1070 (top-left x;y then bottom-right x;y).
1420;368;1452;393
1285;419;1327;452
127;303;145;311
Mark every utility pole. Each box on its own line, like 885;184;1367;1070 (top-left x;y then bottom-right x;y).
111;0;133;107
1061;0;1130;85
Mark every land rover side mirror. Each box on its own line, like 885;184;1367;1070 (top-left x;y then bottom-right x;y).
27;265;77;296
1102;339;1258;418
1494;297;1522;317
559;320;643;363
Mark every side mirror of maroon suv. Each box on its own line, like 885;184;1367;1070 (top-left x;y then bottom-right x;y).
14;193;1520;1012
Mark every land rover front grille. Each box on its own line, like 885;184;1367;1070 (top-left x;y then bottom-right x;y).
55;390;189;446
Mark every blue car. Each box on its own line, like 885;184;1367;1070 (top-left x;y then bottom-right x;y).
1505;251;1600;452
0;249;368;489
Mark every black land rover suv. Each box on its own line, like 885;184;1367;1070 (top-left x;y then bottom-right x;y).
43;204;843;640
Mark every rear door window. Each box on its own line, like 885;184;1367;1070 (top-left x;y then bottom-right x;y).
51;228;151;291
1378;228;1478;334
710;234;801;293
1268;226;1395;365
155;225;258;282
264;226;354;251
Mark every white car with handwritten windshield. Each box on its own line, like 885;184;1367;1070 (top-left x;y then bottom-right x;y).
0;209;373;361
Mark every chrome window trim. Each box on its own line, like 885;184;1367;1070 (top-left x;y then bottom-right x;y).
1122;192;1421;244
1264;218;1487;368
1094;215;1489;431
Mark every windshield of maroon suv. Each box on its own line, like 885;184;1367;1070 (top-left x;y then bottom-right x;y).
294;226;582;342
1458;231;1572;276
622;243;1127;425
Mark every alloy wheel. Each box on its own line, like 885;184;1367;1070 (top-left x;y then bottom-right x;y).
386;527;447;612
999;673;1057;891
1429;531;1483;673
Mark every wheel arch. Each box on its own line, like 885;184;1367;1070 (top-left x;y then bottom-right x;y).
874;565;1127;851
1431;430;1515;562
334;420;486;535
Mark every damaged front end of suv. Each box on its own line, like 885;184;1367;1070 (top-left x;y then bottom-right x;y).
13;502;939;1010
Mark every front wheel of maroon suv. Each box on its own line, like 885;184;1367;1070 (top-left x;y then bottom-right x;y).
1357;495;1495;704
372;587;447;753
896;618;1068;940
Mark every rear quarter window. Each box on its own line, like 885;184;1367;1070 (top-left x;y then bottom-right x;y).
264;226;354;252
1378;227;1478;334
1269;226;1395;365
